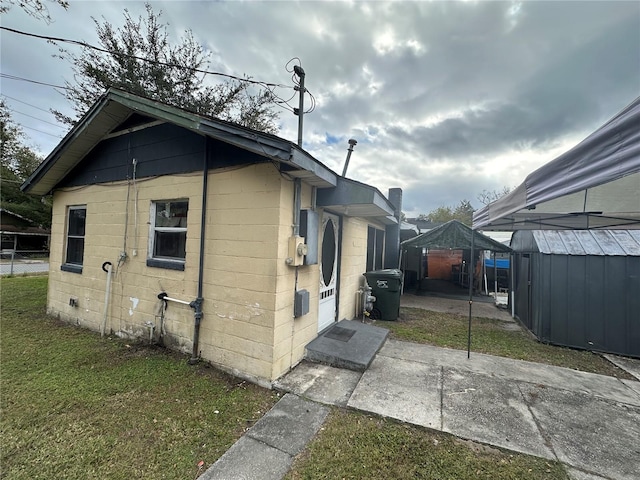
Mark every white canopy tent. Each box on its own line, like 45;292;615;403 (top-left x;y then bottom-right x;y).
474;96;640;231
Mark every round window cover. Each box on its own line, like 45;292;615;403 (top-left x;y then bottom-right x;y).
321;219;336;286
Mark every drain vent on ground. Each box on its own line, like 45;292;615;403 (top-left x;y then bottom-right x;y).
324;326;356;343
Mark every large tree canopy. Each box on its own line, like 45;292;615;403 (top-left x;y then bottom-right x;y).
53;4;279;133
1;100;51;227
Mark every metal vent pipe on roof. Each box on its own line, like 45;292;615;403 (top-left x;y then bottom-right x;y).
341;139;357;177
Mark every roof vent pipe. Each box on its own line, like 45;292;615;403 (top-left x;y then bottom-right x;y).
341;139;357;177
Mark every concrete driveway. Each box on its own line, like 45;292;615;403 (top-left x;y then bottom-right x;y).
401;291;514;321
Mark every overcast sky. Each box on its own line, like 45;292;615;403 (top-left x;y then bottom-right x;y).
2;1;639;216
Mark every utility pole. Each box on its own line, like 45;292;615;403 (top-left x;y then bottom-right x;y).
292;65;306;237
293;65;305;147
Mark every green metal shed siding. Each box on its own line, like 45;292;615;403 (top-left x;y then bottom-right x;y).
513;230;640;358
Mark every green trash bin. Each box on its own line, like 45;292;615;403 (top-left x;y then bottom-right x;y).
364;269;403;321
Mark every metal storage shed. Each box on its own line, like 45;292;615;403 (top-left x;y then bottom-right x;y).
511;229;640;358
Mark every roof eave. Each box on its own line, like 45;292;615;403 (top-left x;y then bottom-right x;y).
21;88;339;195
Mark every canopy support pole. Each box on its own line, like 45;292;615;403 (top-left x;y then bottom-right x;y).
467;229;475;359
494;251;498;303
483;250;488;295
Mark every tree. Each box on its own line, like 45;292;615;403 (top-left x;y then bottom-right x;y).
0;99;41;178
419;199;475;226
477;186;511;206
53;4;279;133
452;199;474;226
1;100;51;227
0;0;68;23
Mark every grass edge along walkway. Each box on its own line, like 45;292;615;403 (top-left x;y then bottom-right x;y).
377;307;633;379
285;408;568;480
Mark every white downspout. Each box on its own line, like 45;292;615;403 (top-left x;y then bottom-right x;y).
101;261;113;337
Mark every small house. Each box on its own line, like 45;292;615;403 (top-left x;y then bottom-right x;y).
0;208;50;253
21;89;402;386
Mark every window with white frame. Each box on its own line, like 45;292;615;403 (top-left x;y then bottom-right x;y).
147;200;188;270
61;205;86;273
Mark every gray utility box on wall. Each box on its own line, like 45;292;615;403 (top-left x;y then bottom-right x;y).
294;289;310;317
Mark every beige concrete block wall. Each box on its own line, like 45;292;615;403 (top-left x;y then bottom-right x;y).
47;160;390;386
49;177;201;351
199;163;284;384
270;181;319;380
48;165;287;385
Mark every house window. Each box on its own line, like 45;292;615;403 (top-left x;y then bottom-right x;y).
61;206;86;274
147;200;188;271
366;226;385;271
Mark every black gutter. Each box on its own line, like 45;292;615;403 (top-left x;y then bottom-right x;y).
189;137;208;364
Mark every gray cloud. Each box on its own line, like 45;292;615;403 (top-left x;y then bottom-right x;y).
1;1;638;216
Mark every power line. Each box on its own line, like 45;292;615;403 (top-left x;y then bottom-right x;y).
1;94;54;114
0;26;317;116
1;26;320;128
18;124;63;138
1;25;292;90
7;107;66;129
0;73;69;90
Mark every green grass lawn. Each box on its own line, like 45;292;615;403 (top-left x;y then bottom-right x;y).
0;277;618;480
286;410;568;480
0;276;278;479
376;307;631;378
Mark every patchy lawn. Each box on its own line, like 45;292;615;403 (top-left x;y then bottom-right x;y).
374;307;632;379
286;409;568;480
0;276;278;480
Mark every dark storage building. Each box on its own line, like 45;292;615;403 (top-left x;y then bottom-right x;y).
511;229;640;358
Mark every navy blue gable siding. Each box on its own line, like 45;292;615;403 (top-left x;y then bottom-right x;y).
59;123;268;188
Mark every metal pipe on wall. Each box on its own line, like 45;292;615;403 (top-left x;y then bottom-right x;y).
101;261;113;337
189;137;209;365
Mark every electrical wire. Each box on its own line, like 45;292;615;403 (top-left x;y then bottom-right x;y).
285;57;302;73
1;35;317;118
17;123;63;137
0;73;69;90
1;26;292;90
7;107;66;128
1;94;55;114
283;57;316;114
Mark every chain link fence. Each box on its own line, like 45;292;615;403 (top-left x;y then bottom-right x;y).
0;250;50;276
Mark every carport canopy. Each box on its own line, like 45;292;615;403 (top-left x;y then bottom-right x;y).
473;96;640;231
402;220;511;252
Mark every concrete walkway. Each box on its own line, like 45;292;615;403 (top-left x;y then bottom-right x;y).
202;341;640;480
199;394;329;480
276;341;640;480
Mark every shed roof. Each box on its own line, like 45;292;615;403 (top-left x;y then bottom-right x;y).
512;230;640;256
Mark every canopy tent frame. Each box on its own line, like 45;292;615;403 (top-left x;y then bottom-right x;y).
474;96;640;232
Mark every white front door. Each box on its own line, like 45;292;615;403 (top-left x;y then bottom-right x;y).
318;212;339;332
